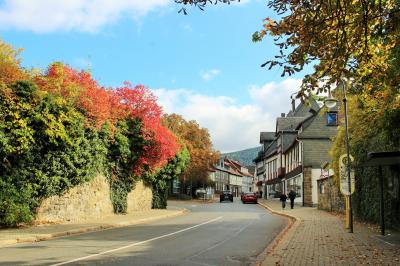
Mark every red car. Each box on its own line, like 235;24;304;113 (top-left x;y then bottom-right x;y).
241;192;258;204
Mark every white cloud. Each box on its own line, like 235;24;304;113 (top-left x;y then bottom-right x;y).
153;78;302;153
249;78;303;115
200;69;220;81
0;0;170;33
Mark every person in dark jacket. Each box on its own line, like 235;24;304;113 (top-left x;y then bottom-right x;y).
288;190;296;209
279;193;287;209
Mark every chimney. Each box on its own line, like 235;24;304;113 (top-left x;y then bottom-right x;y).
291;99;295;112
281;113;285;117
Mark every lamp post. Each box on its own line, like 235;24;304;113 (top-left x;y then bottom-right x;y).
324;79;354;233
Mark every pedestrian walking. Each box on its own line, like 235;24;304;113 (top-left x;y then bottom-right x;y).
288;190;296;209
279;193;287;209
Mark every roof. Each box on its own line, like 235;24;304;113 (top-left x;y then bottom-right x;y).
309;97;321;112
264;139;278;159
287;97;321;118
276;117;306;132
282;133;298;153
253;148;266;163
260;132;275;143
287;100;310;117
220;157;253;177
214;165;242;176
246;165;256;175
297;108;338;139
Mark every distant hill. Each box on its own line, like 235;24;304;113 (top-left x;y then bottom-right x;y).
221;146;262;166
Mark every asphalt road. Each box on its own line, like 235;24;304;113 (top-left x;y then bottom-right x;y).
0;199;287;266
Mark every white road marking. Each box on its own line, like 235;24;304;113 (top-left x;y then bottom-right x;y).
51;216;223;266
188;220;254;260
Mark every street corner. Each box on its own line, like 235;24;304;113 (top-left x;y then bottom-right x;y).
257;201;301;223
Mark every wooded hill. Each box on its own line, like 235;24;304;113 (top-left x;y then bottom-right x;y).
221;146;262;166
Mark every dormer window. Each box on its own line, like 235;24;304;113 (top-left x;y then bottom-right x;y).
327;112;338;126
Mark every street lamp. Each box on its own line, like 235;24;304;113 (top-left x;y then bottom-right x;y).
324;79;354;233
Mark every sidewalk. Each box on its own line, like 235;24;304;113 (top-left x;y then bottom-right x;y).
258;199;400;266
0;208;186;248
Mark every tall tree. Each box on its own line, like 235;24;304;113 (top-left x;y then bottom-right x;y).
162;114;219;194
0;40;28;86
252;0;399;94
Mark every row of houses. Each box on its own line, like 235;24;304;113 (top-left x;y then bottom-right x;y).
254;97;338;206
208;157;254;197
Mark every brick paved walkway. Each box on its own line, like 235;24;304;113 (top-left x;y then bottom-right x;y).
259;199;400;266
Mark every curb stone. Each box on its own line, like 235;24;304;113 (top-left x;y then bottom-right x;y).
253;202;301;266
0;208;187;248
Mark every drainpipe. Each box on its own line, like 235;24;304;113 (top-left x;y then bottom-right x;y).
300;139;305;206
281;130;284;194
291;99;295;112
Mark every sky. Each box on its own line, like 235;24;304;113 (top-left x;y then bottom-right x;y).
0;0;311;153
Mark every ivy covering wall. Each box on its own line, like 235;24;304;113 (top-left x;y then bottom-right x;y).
0;40;188;227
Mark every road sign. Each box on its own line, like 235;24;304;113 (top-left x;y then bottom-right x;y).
339;154;355;196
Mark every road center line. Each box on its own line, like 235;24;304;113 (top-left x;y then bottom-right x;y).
51;216;223;266
188;220;254;260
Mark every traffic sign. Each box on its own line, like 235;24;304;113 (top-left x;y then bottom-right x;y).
339;154;355;195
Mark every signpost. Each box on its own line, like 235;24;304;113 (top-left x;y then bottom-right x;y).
339;154;355;230
339;154;355;196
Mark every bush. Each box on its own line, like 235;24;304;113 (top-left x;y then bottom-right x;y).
146;147;190;209
0;81;107;225
0;179;33;227
0;43;184;226
106;119;144;213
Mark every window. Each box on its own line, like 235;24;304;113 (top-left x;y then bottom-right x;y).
327;112;338;126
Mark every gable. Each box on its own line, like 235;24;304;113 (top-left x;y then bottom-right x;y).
298;110;337;139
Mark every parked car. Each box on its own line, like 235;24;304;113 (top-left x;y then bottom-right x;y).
241;192;258;204
220;191;233;202
195;188;206;198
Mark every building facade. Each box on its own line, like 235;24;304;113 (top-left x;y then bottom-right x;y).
210;157;253;196
255;97;338;206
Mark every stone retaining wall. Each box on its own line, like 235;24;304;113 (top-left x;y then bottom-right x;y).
35;176;153;223
127;180;152;212
317;177;345;213
35;175;114;223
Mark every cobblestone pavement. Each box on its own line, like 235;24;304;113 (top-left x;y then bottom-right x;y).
259;199;400;266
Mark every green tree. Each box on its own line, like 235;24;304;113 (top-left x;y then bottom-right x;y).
162;114;219;195
0;81;107;226
148;147;190;208
252;0;399;94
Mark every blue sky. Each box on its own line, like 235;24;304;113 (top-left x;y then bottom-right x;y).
0;0;310;152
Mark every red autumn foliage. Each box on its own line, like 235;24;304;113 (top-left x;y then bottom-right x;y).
114;82;179;172
36;63;112;128
37;63;179;173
